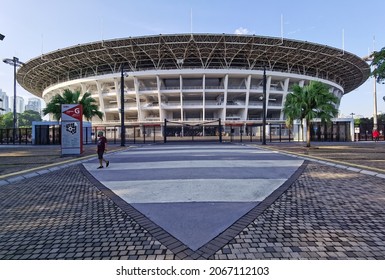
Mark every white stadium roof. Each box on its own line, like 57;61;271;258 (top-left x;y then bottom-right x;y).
17;33;370;96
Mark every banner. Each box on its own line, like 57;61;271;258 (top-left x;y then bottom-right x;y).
61;104;83;155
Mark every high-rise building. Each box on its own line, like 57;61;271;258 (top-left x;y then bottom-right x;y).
9;96;25;114
0;89;9;115
25;97;42;113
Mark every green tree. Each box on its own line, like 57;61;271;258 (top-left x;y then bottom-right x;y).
43;89;103;121
371;47;385;84
354;118;361;126
0;112;14;129
18;110;42;127
378;113;385;126
283;81;339;147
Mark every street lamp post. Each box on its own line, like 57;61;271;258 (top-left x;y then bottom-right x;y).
373;76;378;131
363;54;378;131
120;66;125;146
3;57;24;144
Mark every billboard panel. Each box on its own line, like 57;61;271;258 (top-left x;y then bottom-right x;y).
61;104;83;155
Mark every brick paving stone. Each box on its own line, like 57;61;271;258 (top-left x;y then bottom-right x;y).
2;144;385;260
0;165;174;260
213;162;385;260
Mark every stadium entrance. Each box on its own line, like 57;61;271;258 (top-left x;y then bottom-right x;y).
164;119;223;143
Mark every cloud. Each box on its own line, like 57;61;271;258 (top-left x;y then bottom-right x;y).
234;27;250;35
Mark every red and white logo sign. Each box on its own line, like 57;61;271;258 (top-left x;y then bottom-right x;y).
61;104;83;155
62;104;83;121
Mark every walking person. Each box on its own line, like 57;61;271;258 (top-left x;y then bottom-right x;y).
373;129;380;142
97;131;109;169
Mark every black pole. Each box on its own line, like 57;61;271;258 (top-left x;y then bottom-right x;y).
164;119;167;143
3;57;24;144
13;58;17;144
262;66;267;145
218;118;222;143
120;66;125;146
143;126;146;144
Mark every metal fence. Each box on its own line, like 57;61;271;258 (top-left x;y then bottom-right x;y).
94;125;164;144
354;124;385;141
310;121;352;142
3;121;379;145
163;120;294;143
0;123;295;145
222;123;294;143
0;128;33;145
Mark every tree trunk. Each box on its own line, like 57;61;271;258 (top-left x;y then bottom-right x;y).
306;119;311;147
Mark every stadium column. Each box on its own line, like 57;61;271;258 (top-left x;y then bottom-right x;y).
96;81;105;120
156;75;163;122
133;76;142;127
223;74;229;122
202;74;206;136
280;78;290;120
114;79;122;123
179;75;184;136
244;74;251;121
262;67;267;145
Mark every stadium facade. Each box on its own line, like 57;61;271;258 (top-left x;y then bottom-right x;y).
17;34;370;138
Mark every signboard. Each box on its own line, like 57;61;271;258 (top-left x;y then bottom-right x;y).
61;104;83;155
355;127;360;134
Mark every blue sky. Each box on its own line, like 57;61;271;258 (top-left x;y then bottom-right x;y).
1;0;384;117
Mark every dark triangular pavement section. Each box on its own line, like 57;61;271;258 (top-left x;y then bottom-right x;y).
130;202;258;251
80;161;308;259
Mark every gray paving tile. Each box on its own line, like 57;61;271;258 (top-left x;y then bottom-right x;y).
1;143;385;260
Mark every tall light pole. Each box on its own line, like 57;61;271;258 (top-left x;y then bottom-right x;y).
373;75;378;131
0;33;5;113
363;53;378;131
120;66;125;146
3;57;24;144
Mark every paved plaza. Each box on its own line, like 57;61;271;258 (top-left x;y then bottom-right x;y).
1;142;385;259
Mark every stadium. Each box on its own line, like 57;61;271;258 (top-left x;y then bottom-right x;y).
17;34;370;141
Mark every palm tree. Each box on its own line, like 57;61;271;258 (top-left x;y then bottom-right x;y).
43;89;103;121
283;81;338;147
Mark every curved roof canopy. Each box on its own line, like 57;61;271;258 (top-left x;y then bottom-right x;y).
17;33;370;96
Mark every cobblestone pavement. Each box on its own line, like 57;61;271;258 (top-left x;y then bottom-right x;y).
0;144;125;177
265;141;385;173
0;165;175;260
214;162;385;259
1;142;385;259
